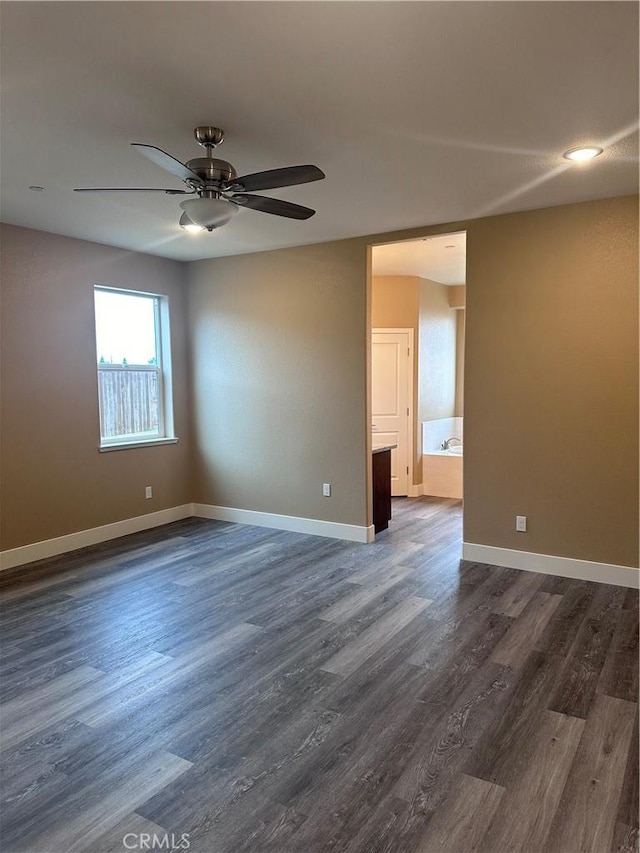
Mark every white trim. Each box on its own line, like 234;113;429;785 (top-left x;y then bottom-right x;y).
462;542;639;589
0;503;374;572
99;437;179;452
94;285;175;450
193;503;374;544
407;484;424;497
0;505;193;571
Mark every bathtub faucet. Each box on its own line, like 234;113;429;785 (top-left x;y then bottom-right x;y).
442;437;462;450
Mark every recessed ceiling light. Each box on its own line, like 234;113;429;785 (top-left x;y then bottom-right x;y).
562;146;603;162
29;185;45;191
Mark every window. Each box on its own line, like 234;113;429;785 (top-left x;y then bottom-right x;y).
94;286;176;449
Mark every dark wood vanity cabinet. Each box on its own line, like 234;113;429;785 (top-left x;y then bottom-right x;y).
372;446;393;534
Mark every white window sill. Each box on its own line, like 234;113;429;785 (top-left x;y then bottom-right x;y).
99;437;179;453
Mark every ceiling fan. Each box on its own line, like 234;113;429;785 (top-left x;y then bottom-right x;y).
74;125;325;232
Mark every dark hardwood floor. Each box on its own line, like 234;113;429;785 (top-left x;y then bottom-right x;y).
0;497;638;853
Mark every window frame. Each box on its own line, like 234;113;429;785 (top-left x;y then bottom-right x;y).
94;285;178;451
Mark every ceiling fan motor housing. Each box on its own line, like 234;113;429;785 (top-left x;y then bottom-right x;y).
186;157;237;186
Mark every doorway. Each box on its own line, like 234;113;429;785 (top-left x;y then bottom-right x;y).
369;231;466;533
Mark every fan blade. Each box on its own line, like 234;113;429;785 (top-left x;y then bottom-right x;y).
231;194;315;220
74;187;193;194
227;165;324;193
131;143;203;184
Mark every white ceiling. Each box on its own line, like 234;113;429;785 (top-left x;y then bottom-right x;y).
1;2;637;262
372;232;466;285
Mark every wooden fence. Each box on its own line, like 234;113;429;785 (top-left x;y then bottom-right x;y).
98;366;160;438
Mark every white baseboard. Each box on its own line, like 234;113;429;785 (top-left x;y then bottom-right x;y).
0;505;193;571
0;502;373;572
462;542;639;589
407;484;424;498
193;503;374;544
7;508;633;588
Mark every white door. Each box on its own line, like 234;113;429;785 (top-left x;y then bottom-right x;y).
372;329;412;496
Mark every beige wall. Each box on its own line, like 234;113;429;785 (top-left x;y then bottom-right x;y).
418;277;458;424
455;309;465;417
364;197;638;567
0;224;192;551
188;240;368;526
2;195;637;571
448;285;466;309
462;197;638;566
371;275;420;331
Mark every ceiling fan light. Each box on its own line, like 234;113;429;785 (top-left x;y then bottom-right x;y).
179;212;205;233
179;197;239;229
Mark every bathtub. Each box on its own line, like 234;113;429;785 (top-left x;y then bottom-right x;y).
422;447;463;499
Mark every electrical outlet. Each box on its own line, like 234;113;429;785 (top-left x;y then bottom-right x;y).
516;515;527;532
145;486;153;499
322;483;331;497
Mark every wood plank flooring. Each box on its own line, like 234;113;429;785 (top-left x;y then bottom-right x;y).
0;497;638;853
